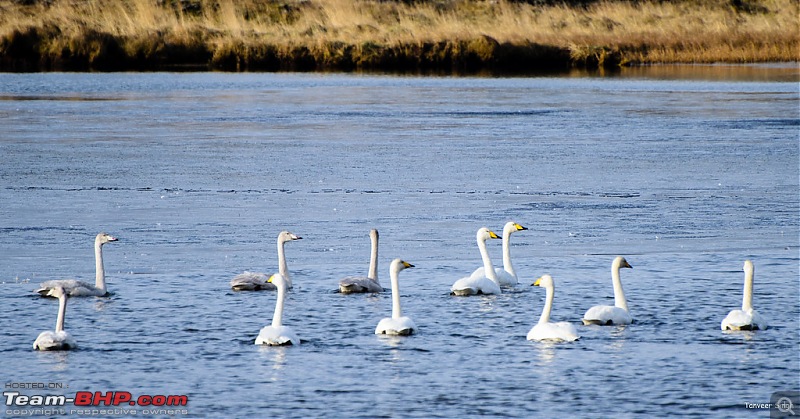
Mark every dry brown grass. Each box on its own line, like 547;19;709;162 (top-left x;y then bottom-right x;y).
0;0;797;72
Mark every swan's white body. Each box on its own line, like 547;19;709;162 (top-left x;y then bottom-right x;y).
527;275;579;342
582;256;633;326
339;229;382;293
451;228;502;296
375;259;416;336
36;232;118;297
722;260;768;331
255;274;300;346
471;222;527;287
231;231;302;291
33;287;77;350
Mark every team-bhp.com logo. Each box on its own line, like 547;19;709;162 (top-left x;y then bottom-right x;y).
5;390;188;416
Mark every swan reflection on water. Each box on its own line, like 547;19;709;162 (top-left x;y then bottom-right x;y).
534;343;557;364
35;351;72;371
375;334;409;365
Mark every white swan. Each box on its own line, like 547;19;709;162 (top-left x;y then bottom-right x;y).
470;221;527;286
33;286;77;350
721;260;768;331
35;232;118;297
582;256;633;326
451;227;502;296
375;259;416;336
527;275;579;342
255;273;300;346
339;229;382;293
231;230;302;291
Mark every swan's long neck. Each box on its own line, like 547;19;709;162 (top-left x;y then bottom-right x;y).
94;240;107;293
539;284;554;324
611;264;628;311
502;229;516;277
277;239;291;288
742;264;754;311
390;267;402;319
55;294;67;333
272;284;285;328
368;233;379;282
478;236;498;282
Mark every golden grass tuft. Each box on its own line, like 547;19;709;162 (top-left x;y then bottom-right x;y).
0;0;797;72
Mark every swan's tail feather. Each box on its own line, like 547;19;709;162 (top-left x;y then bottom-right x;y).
232;283;276;291
339;284;365;294
582;318;613;326
377;328;414;336
725;324;759;331
450;288;479;296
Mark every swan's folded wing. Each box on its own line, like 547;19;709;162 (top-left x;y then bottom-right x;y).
722;309;767;330
469;267;515;284
582;305;631;325
375;317;416;335
554;322;580;341
33;331;76;350
230;272;275;291
451;275;501;295
256;325;299;345
750;310;768;330
469;267;485;279
527;322;579;341
36;279;100;297
339;276;382;293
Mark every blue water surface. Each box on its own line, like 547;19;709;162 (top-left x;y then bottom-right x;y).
0;68;798;418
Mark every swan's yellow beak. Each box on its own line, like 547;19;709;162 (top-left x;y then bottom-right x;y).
402;261;415;269
489;231;500;239
533;277;542;287
514;223;527;231
267;274;276;283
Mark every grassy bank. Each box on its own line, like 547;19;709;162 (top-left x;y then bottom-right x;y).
0;0;797;73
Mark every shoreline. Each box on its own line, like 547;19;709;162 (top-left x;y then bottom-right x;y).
1;0;797;74
3;63;796;85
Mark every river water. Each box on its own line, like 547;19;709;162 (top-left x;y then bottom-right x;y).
0;66;798;418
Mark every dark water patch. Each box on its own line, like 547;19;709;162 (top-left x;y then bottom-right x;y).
0;95;121;102
0;226;84;234
431;109;560;118
712;118;800;130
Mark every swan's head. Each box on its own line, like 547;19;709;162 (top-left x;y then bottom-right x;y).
369;229;379;241
504;221;528;234
278;231;302;243
96;232;118;245
533;274;554;288
613;256;632;269
46;286;67;299
743;260;754;273
390;258;414;272
267;273;289;289
477;227;500;242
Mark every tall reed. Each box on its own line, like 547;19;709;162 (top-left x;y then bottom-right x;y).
0;0;796;72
